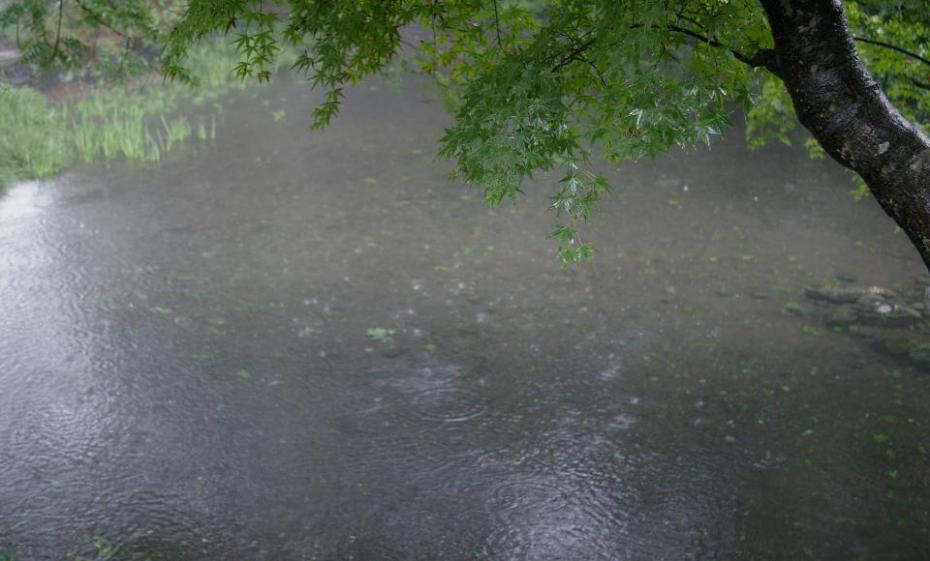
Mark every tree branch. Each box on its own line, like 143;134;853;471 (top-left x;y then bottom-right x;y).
551;36;597;72
666;24;780;75
853;36;930;69
74;0;129;38
51;0;65;62
760;0;930;271
491;0;502;49
549;23;781;77
579;54;608;87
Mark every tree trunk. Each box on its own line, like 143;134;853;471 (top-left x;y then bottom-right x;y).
760;0;930;271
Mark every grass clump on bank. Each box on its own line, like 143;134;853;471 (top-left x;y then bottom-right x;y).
0;38;287;190
0;86;70;185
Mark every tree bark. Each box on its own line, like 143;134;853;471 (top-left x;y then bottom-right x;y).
759;0;930;271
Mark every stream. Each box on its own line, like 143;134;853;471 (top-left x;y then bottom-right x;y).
1;79;929;561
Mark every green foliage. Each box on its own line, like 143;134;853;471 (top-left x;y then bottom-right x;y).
746;74;796;149
0;0;161;79
429;1;765;262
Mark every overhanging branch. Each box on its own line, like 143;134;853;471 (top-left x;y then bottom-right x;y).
854;36;930;69
550;24;781;76
666;25;780;75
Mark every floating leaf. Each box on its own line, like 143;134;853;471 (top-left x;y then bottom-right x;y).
872;433;891;444
367;327;395;343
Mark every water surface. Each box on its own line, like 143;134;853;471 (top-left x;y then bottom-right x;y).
1;81;929;561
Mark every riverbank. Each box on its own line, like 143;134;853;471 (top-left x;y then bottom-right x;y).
0;38;288;190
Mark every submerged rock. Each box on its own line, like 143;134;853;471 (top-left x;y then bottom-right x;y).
802;282;923;329
849;325;930;369
863;329;916;357
855;302;923;328
804;284;893;304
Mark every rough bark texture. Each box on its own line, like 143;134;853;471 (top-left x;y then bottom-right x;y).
760;0;930;271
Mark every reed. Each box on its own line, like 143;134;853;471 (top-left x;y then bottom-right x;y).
0;36;293;190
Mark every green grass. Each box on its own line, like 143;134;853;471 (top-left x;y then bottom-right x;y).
0;87;70;184
0;38;291;190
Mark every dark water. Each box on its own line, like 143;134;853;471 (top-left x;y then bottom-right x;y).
2;80;929;561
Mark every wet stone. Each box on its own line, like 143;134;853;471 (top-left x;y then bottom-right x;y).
802;281;930;368
860;328;916;357
848;326;930;369
855;302;922;328
804;284;894;304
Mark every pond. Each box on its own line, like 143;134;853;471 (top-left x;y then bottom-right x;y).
1;79;928;561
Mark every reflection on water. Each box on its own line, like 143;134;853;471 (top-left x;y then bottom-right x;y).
1;80;929;561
